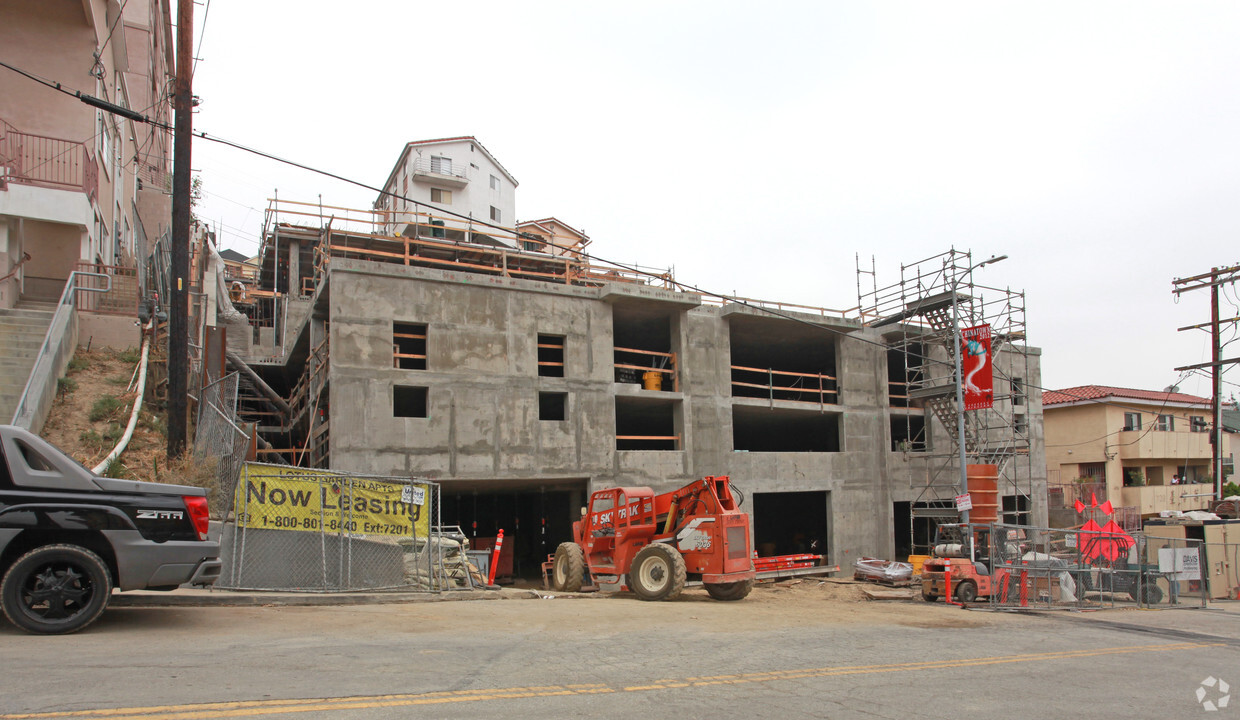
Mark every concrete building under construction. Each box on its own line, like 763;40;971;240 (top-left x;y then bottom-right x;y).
217;164;1047;580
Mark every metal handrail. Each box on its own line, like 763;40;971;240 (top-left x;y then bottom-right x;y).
409;157;469;181
10;271;112;425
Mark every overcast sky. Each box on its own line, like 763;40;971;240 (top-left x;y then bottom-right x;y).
190;1;1238;399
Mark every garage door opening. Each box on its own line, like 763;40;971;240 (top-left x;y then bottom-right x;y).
441;483;586;584
752;490;830;560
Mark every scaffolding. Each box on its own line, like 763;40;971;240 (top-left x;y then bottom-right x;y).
858;248;1036;551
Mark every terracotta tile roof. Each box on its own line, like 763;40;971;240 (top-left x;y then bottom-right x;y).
1043;385;1211;407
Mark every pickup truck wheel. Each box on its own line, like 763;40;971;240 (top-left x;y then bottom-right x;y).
1;544;112;635
630;544;686;601
552;542;585;592
705;578;753;601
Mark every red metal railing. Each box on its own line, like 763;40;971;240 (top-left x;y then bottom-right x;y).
0;118;99;201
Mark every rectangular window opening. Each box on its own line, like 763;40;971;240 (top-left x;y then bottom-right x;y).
615;398;679;451
394;386;428;418
490;206;501;223
733;406;840;452
539;392;567;421
1011;378;1025;406
537;334;565;377
490;174;500;190
1123;412;1142;432
430;188;452;204
394;322;427;370
1156;414;1174;432
890;416;926;452
729;316;837;405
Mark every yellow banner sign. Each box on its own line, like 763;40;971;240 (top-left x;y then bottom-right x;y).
235;464;429;537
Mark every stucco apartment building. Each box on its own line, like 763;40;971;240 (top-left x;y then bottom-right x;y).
235;141;1046;580
1043;385;1229;519
0;0;173;309
376;137;518;242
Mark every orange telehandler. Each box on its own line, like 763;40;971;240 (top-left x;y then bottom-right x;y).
550;476;756;601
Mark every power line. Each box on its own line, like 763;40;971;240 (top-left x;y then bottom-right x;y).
0;56;1198;421
192;0;211;79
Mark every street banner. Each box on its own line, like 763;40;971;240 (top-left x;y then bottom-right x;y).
960;324;993;410
235;463;429;537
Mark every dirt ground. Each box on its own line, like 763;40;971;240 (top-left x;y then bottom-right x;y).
488;576;1002;631
39;347;169;482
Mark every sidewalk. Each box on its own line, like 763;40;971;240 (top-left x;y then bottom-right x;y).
109;585;588;607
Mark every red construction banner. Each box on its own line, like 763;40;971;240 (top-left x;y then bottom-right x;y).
960;324;993;410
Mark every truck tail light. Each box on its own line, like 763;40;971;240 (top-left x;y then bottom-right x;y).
183;495;211;541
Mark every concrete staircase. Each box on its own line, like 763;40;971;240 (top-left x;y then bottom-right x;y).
0;301;57;423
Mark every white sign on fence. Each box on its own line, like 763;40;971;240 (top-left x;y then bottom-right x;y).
1158;547;1201;580
401;485;426;506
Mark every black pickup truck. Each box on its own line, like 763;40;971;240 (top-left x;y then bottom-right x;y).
0;425;221;634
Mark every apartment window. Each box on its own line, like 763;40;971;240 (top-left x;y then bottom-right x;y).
1155;414;1174;432
394;386;428;418
430;156;452;175
1011;378;1025;406
99;116;113;176
539;392;567;421
523;240;545;253
1014;413;1027;435
490;174;500;190
1123;412;1141;432
1080;462;1105;480
1190;415;1208;433
394;322;427;370
430;188;452;204
537;334;564;377
490;206;501;222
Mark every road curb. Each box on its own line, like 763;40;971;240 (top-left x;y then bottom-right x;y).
110;588;598;608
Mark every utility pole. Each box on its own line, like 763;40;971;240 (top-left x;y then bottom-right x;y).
1173;263;1240;502
167;0;193;457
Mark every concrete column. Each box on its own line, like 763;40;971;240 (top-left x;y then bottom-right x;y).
288;240;300;297
0;221;11;309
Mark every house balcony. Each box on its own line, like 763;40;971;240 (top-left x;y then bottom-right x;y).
0;117;98;202
409;158;469;188
1120;484;1214;516
1116;429;1212;460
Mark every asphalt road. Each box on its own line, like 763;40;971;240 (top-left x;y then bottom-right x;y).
2;587;1238;719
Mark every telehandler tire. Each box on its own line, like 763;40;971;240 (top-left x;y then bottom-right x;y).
630;544;686;601
552;542;585;592
705;578;753;601
1130;581;1163;605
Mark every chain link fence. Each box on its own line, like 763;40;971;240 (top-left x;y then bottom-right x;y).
193;372;250;516
217;463;476;592
930;523;1208;610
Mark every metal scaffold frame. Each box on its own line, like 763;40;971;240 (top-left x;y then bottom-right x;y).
858;248;1036;551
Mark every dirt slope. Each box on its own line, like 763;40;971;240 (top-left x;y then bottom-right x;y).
40;348;169;483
